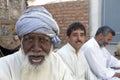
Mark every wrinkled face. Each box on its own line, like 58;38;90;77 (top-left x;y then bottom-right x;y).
98;32;113;47
68;29;86;51
21;33;51;65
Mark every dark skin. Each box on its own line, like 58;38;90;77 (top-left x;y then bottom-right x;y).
19;33;51;65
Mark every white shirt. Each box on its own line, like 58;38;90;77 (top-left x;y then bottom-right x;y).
81;37;120;80
0;49;74;80
57;43;97;80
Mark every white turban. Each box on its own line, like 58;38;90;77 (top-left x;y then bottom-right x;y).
15;6;60;44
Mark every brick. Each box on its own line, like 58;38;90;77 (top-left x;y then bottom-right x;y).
44;0;89;44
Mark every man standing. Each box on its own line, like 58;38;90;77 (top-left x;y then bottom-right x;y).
0;6;74;80
81;26;120;80
57;22;97;80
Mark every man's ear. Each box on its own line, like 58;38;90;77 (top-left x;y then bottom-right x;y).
99;33;103;39
18;36;22;41
66;36;69;40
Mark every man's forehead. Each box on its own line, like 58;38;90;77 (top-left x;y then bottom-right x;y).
24;33;50;37
72;29;85;33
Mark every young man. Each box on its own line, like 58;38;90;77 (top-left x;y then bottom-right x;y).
0;6;74;80
81;26;120;80
57;22;97;80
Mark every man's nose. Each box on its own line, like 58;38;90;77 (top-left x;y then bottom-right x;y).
32;40;42;53
77;36;82;40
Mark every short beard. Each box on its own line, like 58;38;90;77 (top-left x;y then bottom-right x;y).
98;39;105;48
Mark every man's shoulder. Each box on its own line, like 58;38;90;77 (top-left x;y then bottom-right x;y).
56;44;73;59
82;38;96;49
59;43;68;49
0;51;21;79
0;51;20;65
57;43;72;53
50;52;62;60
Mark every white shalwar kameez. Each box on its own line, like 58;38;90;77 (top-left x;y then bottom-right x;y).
81;37;120;80
57;43;97;80
0;49;74;80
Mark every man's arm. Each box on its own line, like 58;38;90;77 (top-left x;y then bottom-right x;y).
81;47;115;79
105;48;120;68
113;73;120;78
111;67;120;70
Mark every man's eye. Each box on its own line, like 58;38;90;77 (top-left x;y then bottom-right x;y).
24;36;33;41
72;34;78;37
39;37;50;42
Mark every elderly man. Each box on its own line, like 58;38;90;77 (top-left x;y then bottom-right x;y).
57;22;97;80
0;6;74;80
81;26;120;80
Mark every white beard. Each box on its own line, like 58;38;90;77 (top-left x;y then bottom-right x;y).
20;39;54;80
20;51;51;80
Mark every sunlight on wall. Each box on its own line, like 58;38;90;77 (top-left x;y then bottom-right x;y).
27;0;79;6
